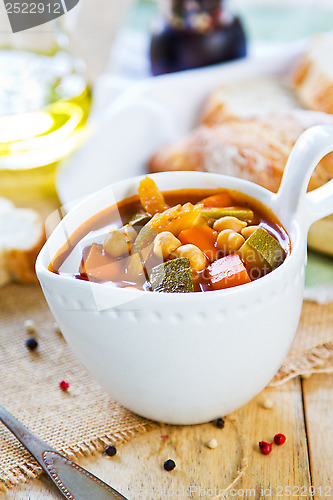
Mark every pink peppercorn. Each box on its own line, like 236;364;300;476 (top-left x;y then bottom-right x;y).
259;441;272;455
59;380;69;391
274;433;286;445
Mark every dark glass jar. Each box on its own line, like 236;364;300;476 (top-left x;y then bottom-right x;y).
150;0;247;76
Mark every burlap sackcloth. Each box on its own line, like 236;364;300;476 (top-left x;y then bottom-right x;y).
0;283;154;492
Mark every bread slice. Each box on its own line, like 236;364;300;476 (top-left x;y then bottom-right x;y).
149;111;333;193
293;34;333;114
202;77;302;126
0;198;45;286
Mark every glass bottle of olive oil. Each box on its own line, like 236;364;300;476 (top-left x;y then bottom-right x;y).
0;17;91;195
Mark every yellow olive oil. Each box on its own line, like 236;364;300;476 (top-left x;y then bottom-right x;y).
0;49;91;193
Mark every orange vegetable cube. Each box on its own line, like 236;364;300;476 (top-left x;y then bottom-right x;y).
81;243;145;284
199;192;233;208
81;243;122;282
178;225;218;262
206;254;251;290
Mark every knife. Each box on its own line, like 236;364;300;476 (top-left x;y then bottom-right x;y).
0;404;128;500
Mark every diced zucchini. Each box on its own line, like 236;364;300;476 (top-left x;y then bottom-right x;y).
124;253;146;283
149;258;194;293
201;207;254;221
131;226;158;255
238;227;285;274
126;226;158;282
128;210;152;231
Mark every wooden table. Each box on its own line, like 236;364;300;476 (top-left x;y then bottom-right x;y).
2;372;332;499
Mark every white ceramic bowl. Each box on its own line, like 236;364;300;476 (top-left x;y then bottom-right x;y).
37;126;333;425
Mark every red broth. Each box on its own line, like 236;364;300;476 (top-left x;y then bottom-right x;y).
49;189;290;293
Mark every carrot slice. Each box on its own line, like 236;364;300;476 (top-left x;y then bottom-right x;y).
199;192;233;208
206;254;251;290
138;177;169;215
178;226;218;261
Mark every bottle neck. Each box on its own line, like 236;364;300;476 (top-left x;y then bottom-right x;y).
0;15;68;54
162;0;224;32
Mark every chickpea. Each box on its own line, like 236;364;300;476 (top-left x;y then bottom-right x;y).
241;225;260;239
24;319;36;334
217;229;245;254
153;231;181;260
103;228;129;258
103;225;137;258
174;244;207;272
213;216;247;233
122;224;137;244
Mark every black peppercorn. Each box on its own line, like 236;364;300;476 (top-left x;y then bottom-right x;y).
163;459;176;471
216;418;225;429
105;445;117;457
26;338;38;351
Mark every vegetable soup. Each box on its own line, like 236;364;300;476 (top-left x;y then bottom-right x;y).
50;178;290;293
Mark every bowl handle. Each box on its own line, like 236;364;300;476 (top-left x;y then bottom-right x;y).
273;125;333;231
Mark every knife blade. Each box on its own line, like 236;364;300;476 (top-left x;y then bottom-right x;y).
0;404;128;500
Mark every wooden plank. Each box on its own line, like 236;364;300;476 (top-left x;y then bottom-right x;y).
235;377;312;499
302;373;333;500
1;378;311;499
